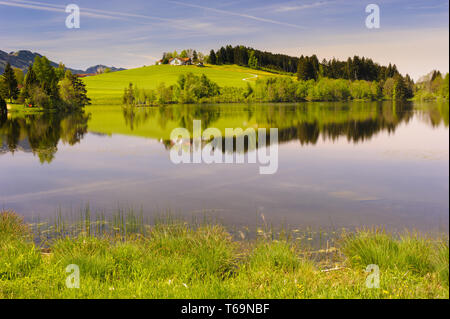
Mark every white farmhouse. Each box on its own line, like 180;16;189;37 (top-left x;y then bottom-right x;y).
169;57;192;66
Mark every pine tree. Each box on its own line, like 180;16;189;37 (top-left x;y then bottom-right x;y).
393;74;407;100
248;51;258;69
297;56;307;81
209;50;217;65
1;63;19;102
21;65;38;101
219;47;227;64
297;56;315;81
193;50;198;63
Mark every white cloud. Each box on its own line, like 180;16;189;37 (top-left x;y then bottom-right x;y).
274;1;329;13
168;0;307;29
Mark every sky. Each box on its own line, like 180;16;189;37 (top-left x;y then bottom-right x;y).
0;0;448;80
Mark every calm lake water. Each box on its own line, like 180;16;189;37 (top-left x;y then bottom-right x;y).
0;101;448;233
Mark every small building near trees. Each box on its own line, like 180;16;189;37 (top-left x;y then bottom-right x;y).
169;57;192;66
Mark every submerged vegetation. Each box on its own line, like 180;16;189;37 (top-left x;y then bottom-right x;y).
0;210;448;299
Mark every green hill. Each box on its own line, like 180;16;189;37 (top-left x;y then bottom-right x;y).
83;64;288;105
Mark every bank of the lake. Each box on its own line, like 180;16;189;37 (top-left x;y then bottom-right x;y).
0;211;448;299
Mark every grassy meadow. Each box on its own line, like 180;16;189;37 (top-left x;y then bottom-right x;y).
0;210;448;299
83;64;288;105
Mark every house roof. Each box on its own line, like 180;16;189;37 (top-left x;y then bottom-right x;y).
169;57;191;62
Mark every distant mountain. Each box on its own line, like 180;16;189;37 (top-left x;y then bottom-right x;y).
85;65;126;74
0;50;125;75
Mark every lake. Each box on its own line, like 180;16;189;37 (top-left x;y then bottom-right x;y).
0;101;448;233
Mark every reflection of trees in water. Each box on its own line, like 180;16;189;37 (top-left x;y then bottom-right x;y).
0;111;90;164
279;102;416;145
122;104;220;132
156;102;427;151
414;101;449;128
122;107;153;131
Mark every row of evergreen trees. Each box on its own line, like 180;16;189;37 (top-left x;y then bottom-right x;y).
206;45;407;82
208;45;299;73
297;55;403;82
0;57;90;111
205;45;417;96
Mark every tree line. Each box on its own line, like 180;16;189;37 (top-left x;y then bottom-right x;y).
208;45;299;74
154;45;450;102
205;45;408;82
123;70;450;106
0;56;91;111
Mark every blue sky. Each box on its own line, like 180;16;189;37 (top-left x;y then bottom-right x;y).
0;0;448;79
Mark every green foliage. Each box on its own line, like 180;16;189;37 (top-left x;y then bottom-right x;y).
122;74;391;105
383;77;395;99
55;63;66;81
297;55;318;81
414;71;449;101
176;73;220;102
307;78;350;101
123;73;220;106
248;51;258;69
28;85;52;109
1;63;19;102
33;56;59;101
59;70;91;110
13;68;24;86
122;83;135;105
17;57;91;110
393;74;408;100
350;80;382;100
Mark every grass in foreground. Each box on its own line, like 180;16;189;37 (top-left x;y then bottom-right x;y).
0;210;448;299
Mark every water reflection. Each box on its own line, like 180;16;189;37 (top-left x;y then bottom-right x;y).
119;101;449;150
0;101;448;163
0;112;89;163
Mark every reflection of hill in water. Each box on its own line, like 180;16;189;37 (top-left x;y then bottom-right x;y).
1;101;448;162
0;112;90;163
126;101;447;149
117;101;446;152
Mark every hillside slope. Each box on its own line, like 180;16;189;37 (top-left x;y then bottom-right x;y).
83;64;288;105
0;49;125;75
